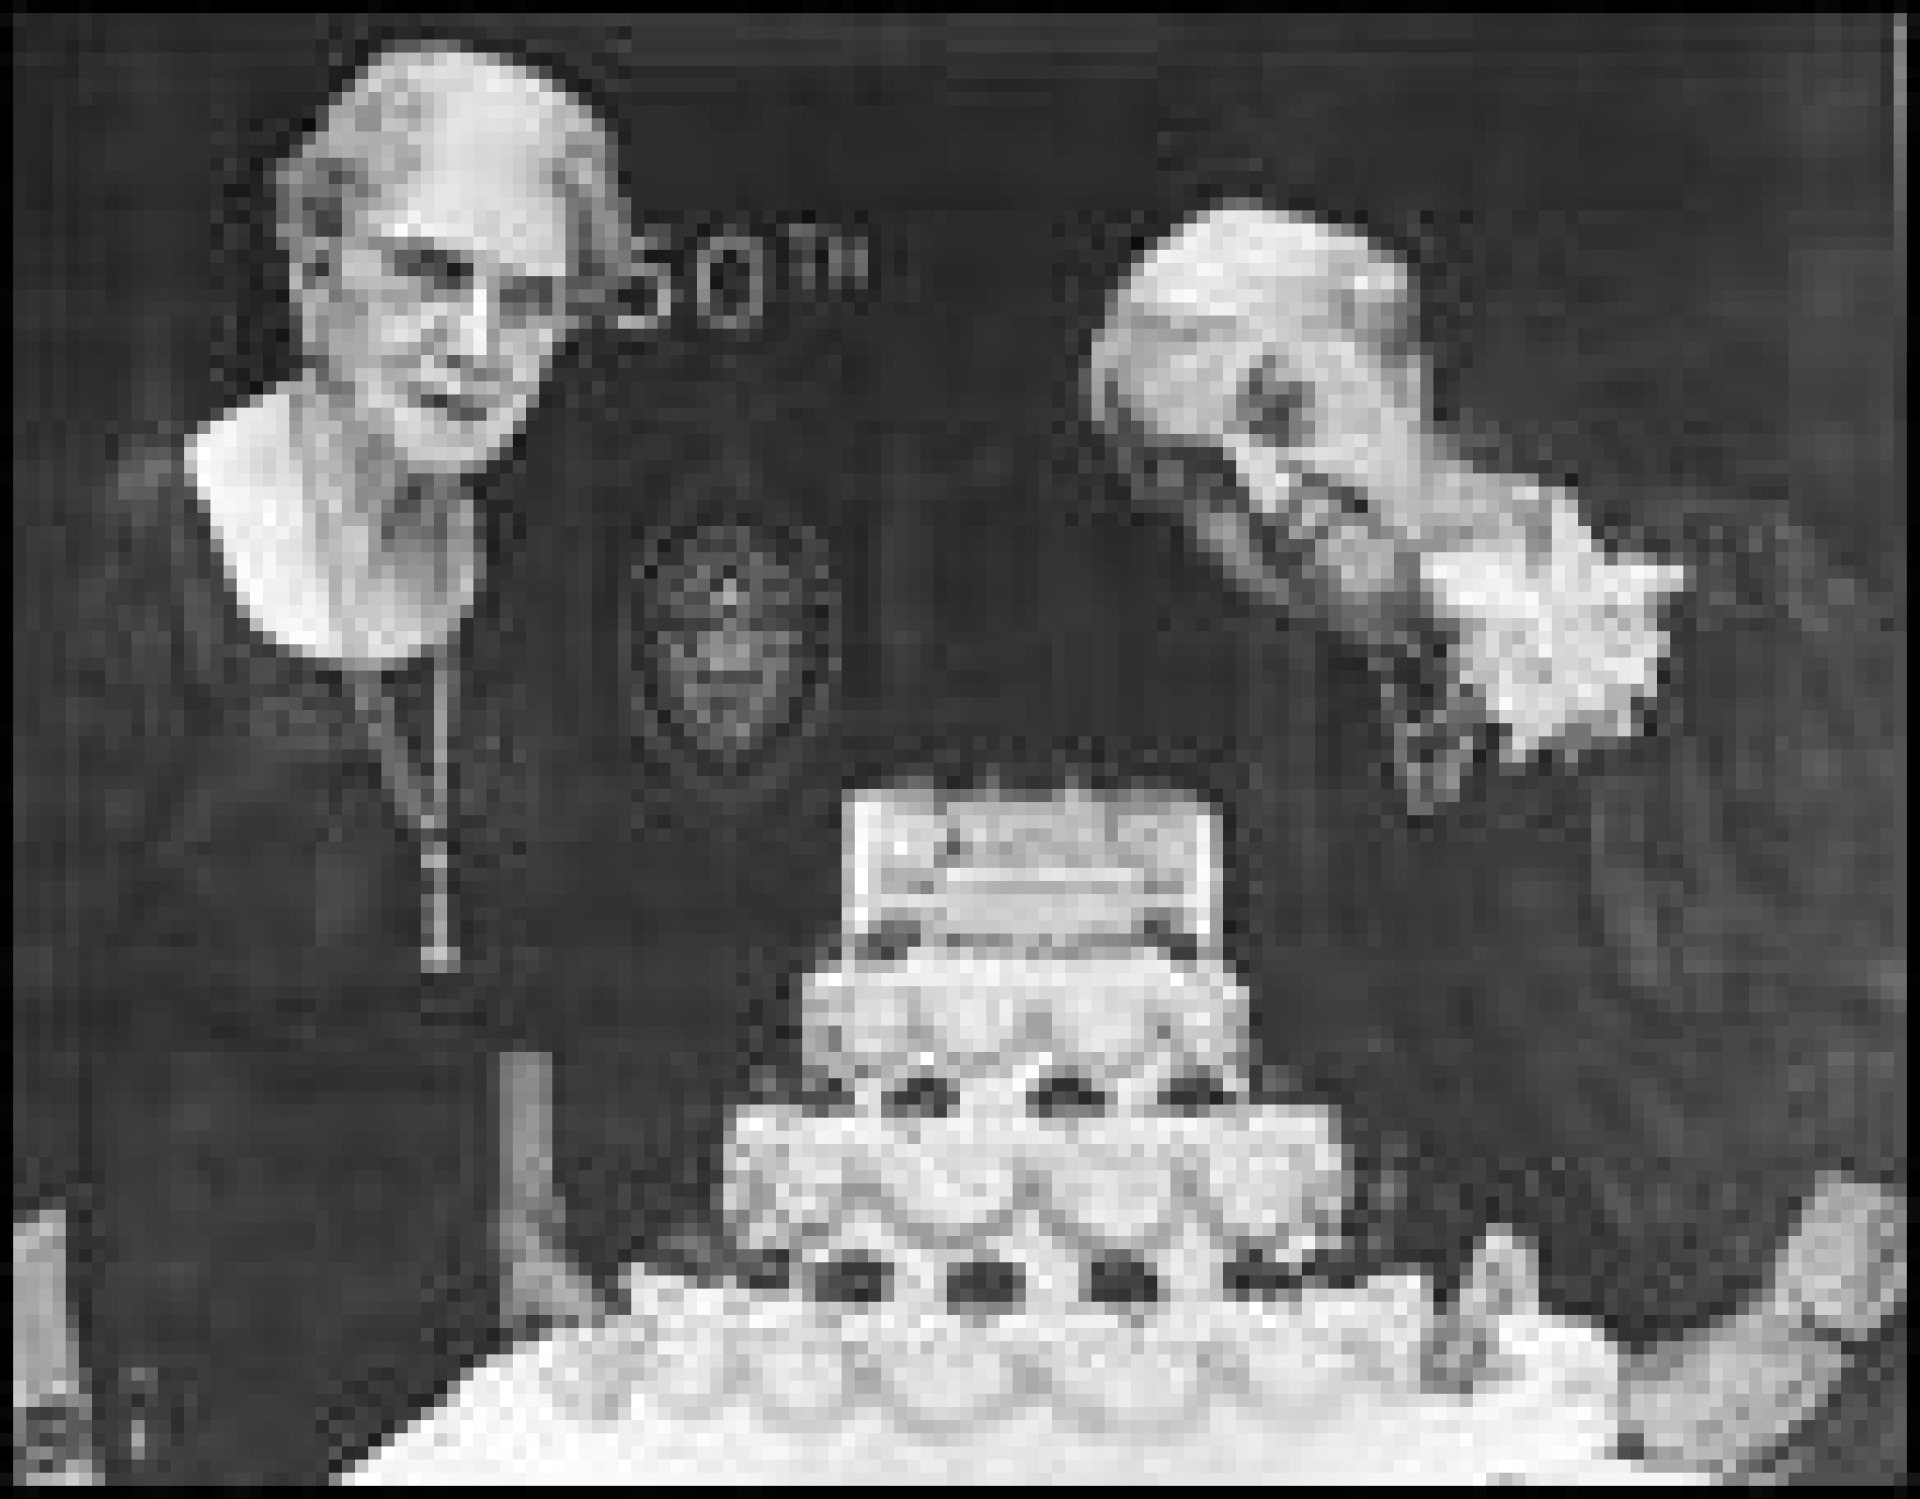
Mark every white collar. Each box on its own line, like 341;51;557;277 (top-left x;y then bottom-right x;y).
187;396;481;669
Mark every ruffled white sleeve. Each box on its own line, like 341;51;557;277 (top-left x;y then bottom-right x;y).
1416;480;1691;774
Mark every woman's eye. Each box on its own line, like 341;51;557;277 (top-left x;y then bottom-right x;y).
1238;361;1315;448
500;280;564;321
388;246;470;293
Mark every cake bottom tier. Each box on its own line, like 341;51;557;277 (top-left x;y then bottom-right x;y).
346;1347;1690;1487
344;1296;1703;1487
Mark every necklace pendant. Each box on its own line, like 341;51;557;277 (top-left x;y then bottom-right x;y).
422;838;459;975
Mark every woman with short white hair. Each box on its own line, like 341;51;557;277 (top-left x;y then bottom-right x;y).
1088;202;1907;1483
271;41;633;505
30;40;635;1482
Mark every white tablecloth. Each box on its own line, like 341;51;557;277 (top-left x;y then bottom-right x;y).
342;1322;1711;1487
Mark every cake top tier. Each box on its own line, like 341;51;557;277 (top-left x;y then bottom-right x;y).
846;786;1220;952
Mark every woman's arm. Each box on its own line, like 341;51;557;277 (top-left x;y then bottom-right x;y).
1576;498;1906;1023
497;1051;617;1332
22;452;202;955
1617;1174;1909;1480
16;452;200;1223
1419;488;1907;1479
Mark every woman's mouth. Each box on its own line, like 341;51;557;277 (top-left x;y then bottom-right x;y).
410;388;493;424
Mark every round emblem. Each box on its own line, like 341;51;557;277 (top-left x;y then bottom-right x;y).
625;459;842;811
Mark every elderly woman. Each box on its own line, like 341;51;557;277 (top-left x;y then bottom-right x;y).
1086;204;1906;1482
22;41;634;1482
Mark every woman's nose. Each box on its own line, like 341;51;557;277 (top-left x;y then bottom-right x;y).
444;284;502;367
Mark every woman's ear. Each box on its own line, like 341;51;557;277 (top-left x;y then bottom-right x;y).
288;245;343;364
288;243;337;306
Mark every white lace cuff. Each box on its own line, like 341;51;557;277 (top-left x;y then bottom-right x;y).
1418;484;1690;770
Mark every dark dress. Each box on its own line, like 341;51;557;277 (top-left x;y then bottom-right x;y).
13;425;804;1483
1025;455;1905;1478
1276;482;1907;1480
22;416;1898;1481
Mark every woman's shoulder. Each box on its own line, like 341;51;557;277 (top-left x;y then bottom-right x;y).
1448;437;1904;752
45;418;241;695
60;421;204;589
1534;457;1902;641
1451;420;1891;597
1611;478;1905;763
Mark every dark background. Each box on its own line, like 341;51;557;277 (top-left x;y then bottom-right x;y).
13;9;1905;961
14;14;1902;550
11;14;1905;1480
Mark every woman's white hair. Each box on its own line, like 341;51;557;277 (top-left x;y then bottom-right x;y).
1087;202;1419;450
273;41;633;321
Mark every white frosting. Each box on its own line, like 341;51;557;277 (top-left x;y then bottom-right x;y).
1048;1309;1215;1434
801;1206;955;1304
801;951;1248;1082
1191;1107;1350;1242
354;1330;1662;1487
362;1205;1666;1481
984;1207;1100;1309
1028;1122;1187;1250
862;1128;1028;1243
724;1104;1347;1273
864;1326;1032;1437
534;1260;1626;1458
845;788;1221;952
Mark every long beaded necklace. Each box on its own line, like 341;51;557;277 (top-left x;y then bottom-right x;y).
293;387;468;974
1373;639;1483;818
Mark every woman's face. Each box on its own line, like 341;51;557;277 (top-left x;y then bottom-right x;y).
300;152;580;478
1112;330;1431;646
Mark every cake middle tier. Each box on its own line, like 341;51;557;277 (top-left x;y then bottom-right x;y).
722;1104;1349;1256
801;949;1248;1081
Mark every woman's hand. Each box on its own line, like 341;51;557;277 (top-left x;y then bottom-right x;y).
502;1210;614;1332
1619;1300;1851;1481
511;1252;614;1330
1762;1173;1909;1342
1618;1175;1908;1480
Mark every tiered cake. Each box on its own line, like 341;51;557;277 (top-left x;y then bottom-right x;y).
699;788;1377;1433
336;787;1700;1483
584;786;1632;1480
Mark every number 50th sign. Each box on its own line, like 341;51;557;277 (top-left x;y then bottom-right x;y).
608;223;875;334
